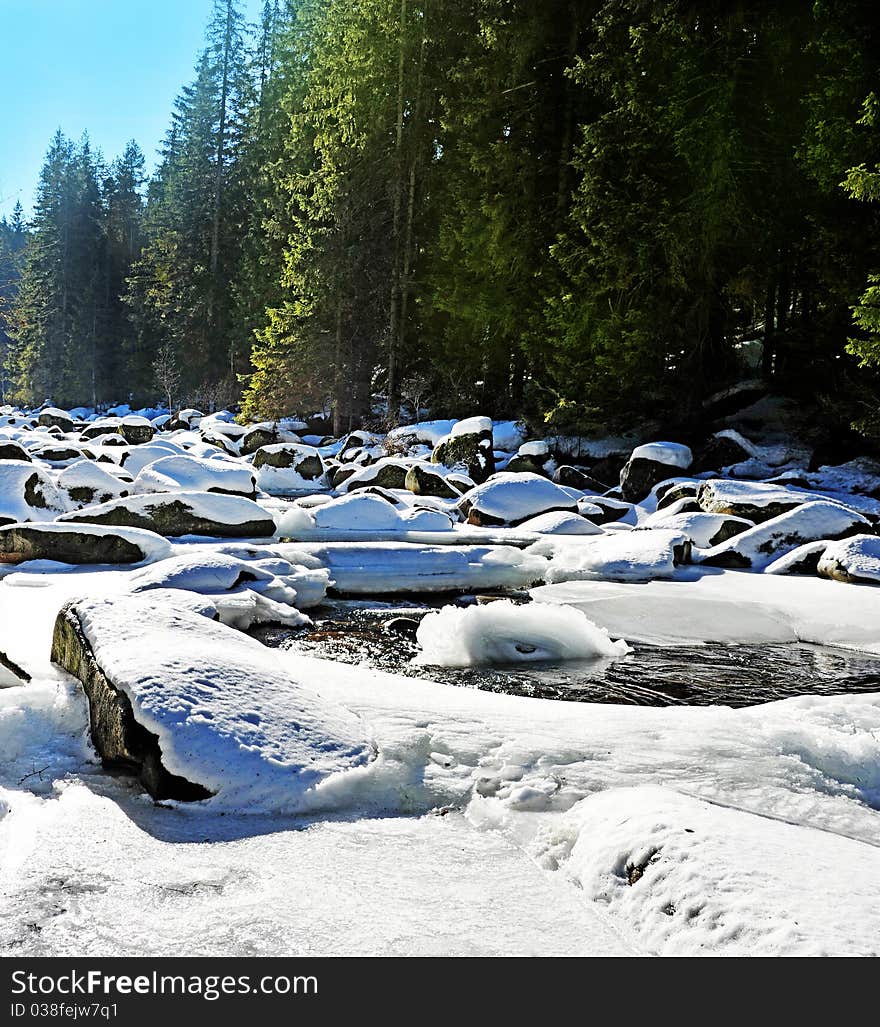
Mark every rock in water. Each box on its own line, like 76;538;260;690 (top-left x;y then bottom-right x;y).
51;597;374;806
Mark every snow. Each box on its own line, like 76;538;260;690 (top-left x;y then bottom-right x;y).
70;596;373;810
294;542;547;594
630;441;693;468
533;568;880;651
414;600;630;667
537;529;689;583
311;492;453;532
57;459;129;504
451;415;492;438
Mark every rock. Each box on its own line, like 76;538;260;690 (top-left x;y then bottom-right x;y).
516;510;604;535
619;442;693;503
118;416;155;445
80;420;123;440
58;459;129;507
656;481;699;508
504;454;549;476
763;540;829;576
38;407;74;432
578;496;635;525
817;534;880;585
552;465;609;492
51;603;213;800
460;472;578;527
253;444;326;490
431;416;495;484
543;528;692;583
384;616;421;638
696;479;817;523
698;500;870;570
640;511;753;548
691;430;755;473
339;430;382;463
405;463;463;499
1;648;31;686
57;491;277;538
240;424;295;456
51;596;373;804
0;440;31;462
339;458;411;492
0;461;66;525
132;455;257;499
0;522;172;565
167;408;204;431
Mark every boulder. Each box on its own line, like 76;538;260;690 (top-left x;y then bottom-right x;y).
0;440;31;462
58;459;129;507
405;463;463;499
0;522;172;565
698;500;870;570
817;534;880;585
118;416;155;445
133;454;257;499
696;479;818;523
552;465;609;493
640;511;752;548
0;461;66;525
619;442;693;503
80;420;123;440
38;407;74;432
691;430;755;474
339;458;411;492
57;491;276;538
460;472;578;527
431;416;495;484
252;443;324;480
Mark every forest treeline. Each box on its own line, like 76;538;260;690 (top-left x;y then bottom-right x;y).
2;0;880;436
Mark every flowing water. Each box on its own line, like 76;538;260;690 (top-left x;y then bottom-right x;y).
253;596;880;709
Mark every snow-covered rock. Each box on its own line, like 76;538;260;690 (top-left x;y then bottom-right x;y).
311;492;453;533
462;472;578;527
58;459;129;507
619;442;693;503
52;597;373;807
0;522;172;565
697;479;820;522
414;600;629;667
431;416;495;484
698;500;870;570
57;491;276;538
640;510;752;548
132;454;257;499
515;510;604;536
0;461;67;524
817;534;880;585
539;529;691;583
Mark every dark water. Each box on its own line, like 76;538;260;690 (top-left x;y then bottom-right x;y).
253;597;880;709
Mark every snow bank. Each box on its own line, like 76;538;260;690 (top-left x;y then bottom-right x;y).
414;600;629;667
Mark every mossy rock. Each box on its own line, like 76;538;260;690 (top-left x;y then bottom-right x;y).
0;524;150;564
405;464;462;499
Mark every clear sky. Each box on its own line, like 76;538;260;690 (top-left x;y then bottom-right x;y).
0;0;264;219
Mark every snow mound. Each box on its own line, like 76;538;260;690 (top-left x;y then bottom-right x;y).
414;600;629;667
553;785;880;955
70;597;374;810
312;492;452;532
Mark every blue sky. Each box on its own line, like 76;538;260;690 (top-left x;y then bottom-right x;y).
0;0;264;218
